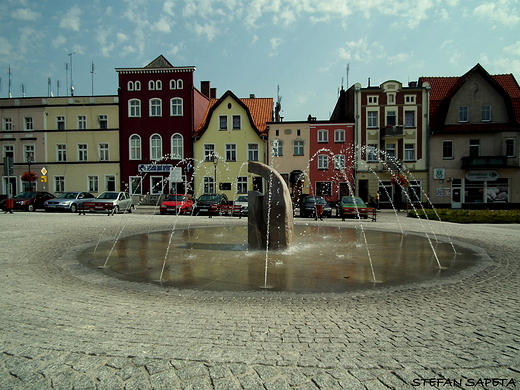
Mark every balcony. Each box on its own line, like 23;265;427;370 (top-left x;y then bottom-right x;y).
382;125;404;138
461;156;508;169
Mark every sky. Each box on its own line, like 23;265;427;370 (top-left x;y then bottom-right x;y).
1;0;520;121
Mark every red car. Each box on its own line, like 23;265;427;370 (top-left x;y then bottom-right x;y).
159;194;194;215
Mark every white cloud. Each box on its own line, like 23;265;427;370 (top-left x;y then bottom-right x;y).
117;33;129;43
11;8;41;21
97;29;114;57
474;1;520;26
163;0;176;16
52;35;66;49
193;22;219;41
0;37;12;56
337;37;385;62
504;41;520;56
270;37;283;50
152;15;173;33
59;6;82;31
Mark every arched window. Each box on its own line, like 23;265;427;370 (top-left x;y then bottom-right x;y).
156;80;162;90
150;133;163;161
150;98;162;117
171;133;184;160
169;79;176;90
128;99;141;117
127;81;134;91
135;81;141;91
148;80;155;90
177;79;184;89
170;98;183;116
129;134;141;160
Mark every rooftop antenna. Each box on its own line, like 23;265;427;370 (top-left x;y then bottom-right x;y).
68;52;76;96
8;65;12;98
57;80;60;97
65;63;68;97
21;84;26;98
346;63;350;89
90;62;95;96
275;85;282;122
48;78;51;97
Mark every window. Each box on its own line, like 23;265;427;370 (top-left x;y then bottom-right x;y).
387;93;395;104
106;175;116;192
24;145;35;163
367;144;378;162
78;144;88;161
54;176;65;192
317;129;328;143
226;144;237;161
404;143;415;161
482;105;491;122
385;143;396;160
367;111;378;128
177;79;183;89
316;182;332;197
98;115;108;129
405;111;415;127
25;117;34;131
150;98;162;117
318;154;329;170
130;176;142;195
219;115;228;130
130;134;141;160
405;95;416;104
155;80;162;90
293;140;304;156
204;177;215;194
204;144;215;161
135;81;141;91
386;111;396;126
150;176;163;195
232;115;241;130
442;140;453;159
129;99;141;117
237;176;247;194
127;81;134;91
98;143;109;161
334;154;346;170
459;106;468;122
3;118;12;131
171;133;183;160
334;129;345;143
367;96;378;105
170;98;183;116
78;115;87;130
88;175;99;193
506;138;516;157
469;139;480;157
272;139;283;157
148;80;155;90
248;144;259;161
57;144;67;162
408;180;422;203
169;79;176;89
56;116;65;130
150;134;163;160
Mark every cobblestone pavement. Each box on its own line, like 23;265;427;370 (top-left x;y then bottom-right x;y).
1;208;519;389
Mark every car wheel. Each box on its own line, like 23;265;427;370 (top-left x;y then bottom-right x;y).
113;206;119;214
27;204;35;212
127;205;134;213
70;204;78;213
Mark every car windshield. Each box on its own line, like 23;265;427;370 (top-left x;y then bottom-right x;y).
166;195;186;201
97;192;118;200
236;196;248;202
56;192;78;199
198;195;219;202
14;192;35;199
304;197;326;205
342;197;366;206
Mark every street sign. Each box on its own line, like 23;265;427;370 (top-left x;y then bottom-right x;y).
40;176;47;183
41;167;47;175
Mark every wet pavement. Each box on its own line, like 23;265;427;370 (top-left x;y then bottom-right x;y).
1;208;520;389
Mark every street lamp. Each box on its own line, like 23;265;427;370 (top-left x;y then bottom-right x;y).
213;155;218;193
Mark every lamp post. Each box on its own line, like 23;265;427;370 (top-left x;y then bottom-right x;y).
213;155;218;193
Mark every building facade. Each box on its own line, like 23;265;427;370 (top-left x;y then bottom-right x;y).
419;64;520;208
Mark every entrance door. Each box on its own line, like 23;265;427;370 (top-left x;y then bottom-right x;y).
451;178;462;209
358;180;369;204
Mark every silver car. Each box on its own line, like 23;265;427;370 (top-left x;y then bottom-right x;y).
43;191;96;213
82;191;135;214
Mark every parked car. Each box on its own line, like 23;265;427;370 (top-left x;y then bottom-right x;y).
193;193;229;215
299;196;332;218
159;194;194;215
81;192;134;214
338;196;374;219
234;195;248;216
43;191;96;213
1;191;55;212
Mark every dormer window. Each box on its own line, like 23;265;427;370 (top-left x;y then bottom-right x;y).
459;106;468;122
367;96;378;105
405;95;416;104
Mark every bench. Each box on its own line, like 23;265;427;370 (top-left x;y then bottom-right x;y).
341;207;377;221
208;204;243;218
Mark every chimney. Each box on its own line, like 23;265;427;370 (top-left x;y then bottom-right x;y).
201;81;210;97
250;94;255;98
210;88;217;98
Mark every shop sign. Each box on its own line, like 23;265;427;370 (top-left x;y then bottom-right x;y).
138;164;173;173
169;167;183;181
465;170;499;181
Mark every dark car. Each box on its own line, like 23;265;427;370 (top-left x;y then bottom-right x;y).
43;191;96;213
194;193;229;215
299;196;332;218
1;191;55;212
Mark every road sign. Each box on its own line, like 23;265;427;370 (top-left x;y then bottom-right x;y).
41;167;47;175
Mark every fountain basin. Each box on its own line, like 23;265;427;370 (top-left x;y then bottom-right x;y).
79;225;484;293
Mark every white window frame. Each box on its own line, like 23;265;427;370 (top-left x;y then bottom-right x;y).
24;144;35;163
317;129;328;143
56;144;67;162
204;144;215;162
98;143;109;161
56;116;65;130
334;154;345;170
78;144;88;162
177;79;183;89
77;115;87;130
150;133;163;161
129;134;142;160
367;144;378;162
155;80;162;90
150;98;162;117
129;99;141;117
232;115;241;130
442;140;453;159
88;175;99;193
367;96;378;105
404;143;415;161
170;98;183;116
25;117;34;131
248;143;259;161
127;81;134;91
334;129;345;143
130;176;142;195
293;140;304;156
459;106;468;122
405;110;415;127
3;117;13;131
506;138;516;158
482;105;491;122
219;115;228;130
225;144;237;161
237;176;248;194
404;95;416;104
367;111;378;128
105;175;116;192
385;143;396;160
317;154;329;170
135;81;141;91
169;79;176;90
98;115;108;129
204;177;215;194
148;80;155;90
54;176;65;192
171;133;184;160
386;110;397;126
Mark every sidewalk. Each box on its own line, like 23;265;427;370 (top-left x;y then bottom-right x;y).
1;211;519;389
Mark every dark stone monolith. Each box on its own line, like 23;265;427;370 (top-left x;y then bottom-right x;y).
248;161;294;250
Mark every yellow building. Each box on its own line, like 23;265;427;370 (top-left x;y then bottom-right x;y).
193;91;273;201
44;96;120;194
